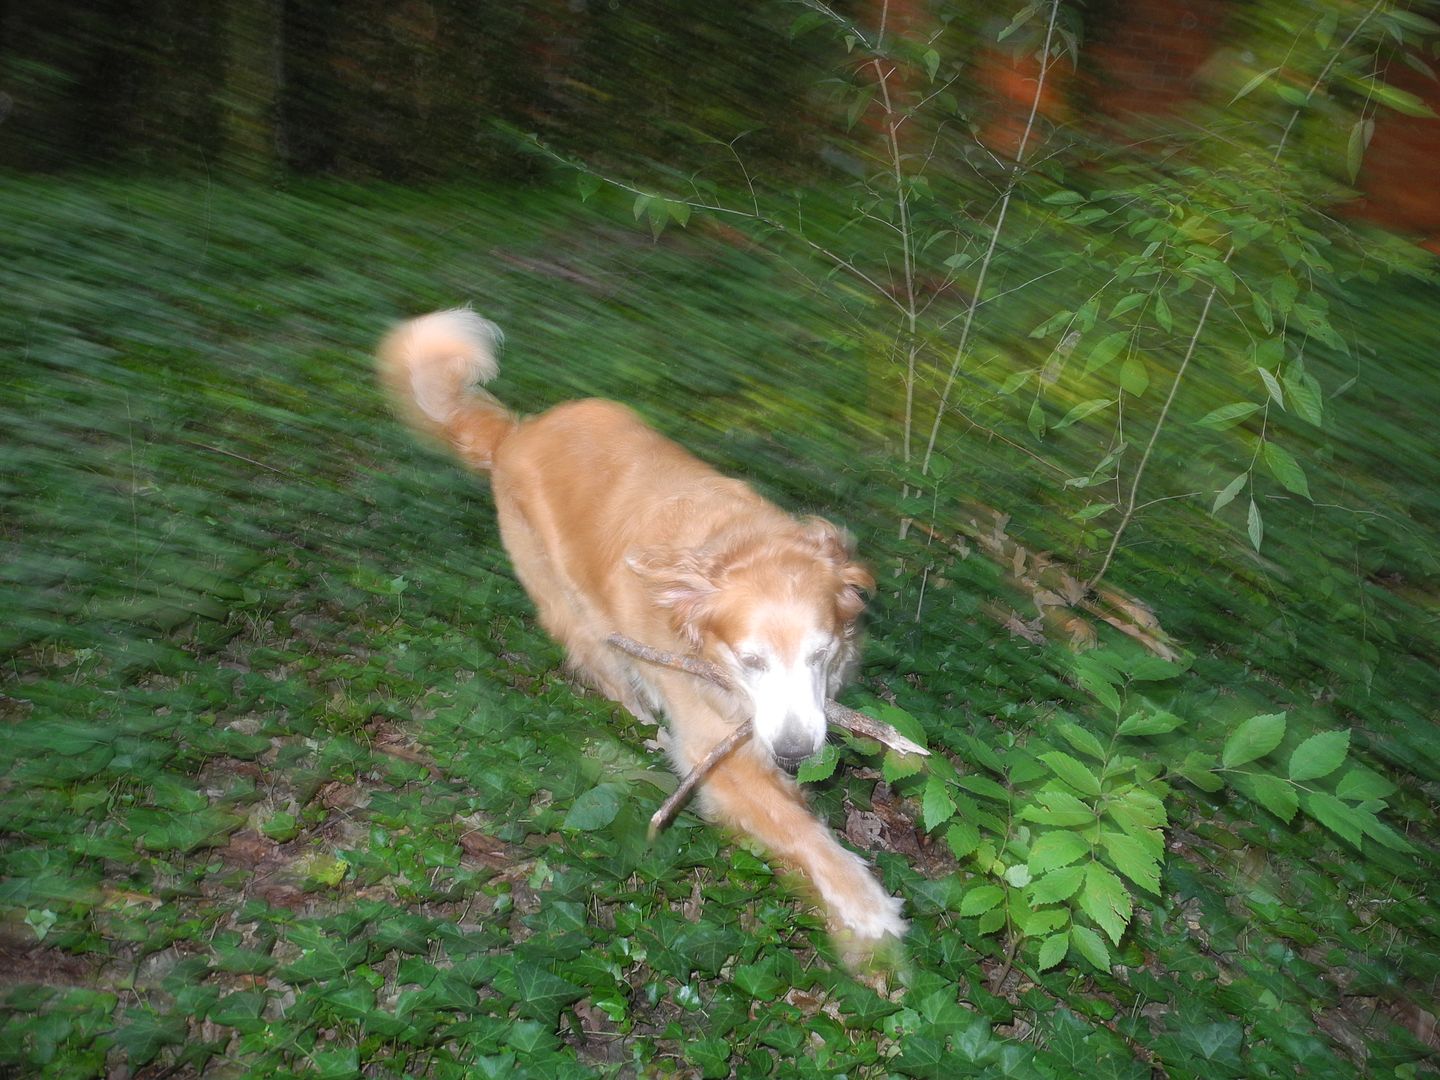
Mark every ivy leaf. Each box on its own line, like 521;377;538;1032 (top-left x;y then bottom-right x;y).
1029;864;1087;904
1069;924;1111;970
1037;933;1069;971
1079;863;1132;945
1029;830;1091;875
1263;441;1311;499
1222;712;1286;767
512;962;585;1022
1288;729;1350;782
563;783;623;831
922;774;957;832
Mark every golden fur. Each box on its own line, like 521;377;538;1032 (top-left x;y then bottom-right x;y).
377;309;905;949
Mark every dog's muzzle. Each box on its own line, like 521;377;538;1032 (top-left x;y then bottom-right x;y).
771;727;821;773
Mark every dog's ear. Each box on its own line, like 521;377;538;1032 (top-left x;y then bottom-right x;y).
800;517;873;623
626;547;721;643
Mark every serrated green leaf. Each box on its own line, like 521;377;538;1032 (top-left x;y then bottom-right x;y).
1029;830;1091;875
1041;751;1102;797
1106;788;1168;837
1177;750;1224;792
1079;863;1132;945
1057;721;1107;760
1117;709;1184;736
960;885;1006;917
1288;729;1350;782
1037;933;1069;970
1263;441;1311;499
1222;712;1286;767
1304;790;1364;847
1070;924;1111;970
796;742;839;784
946;820;981;860
956;773;1010;802
1247;497;1264;551
922;774;957;832
883;748;925;782
1100;830;1161;894
1335;767;1396;802
1075;665;1122;715
1029;864;1086;904
1246;772;1299;823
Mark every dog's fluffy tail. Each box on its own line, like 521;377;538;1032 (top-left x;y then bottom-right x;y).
377;308;517;472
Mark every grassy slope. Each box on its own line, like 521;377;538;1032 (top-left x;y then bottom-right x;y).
1;178;1437;1078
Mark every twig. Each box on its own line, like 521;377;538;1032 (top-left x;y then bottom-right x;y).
606;634;929;757
647;720;754;840
605;633;930;838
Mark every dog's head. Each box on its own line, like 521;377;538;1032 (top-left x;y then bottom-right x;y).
629;518;873;772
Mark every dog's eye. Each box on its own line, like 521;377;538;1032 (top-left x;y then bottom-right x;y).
738;653;768;672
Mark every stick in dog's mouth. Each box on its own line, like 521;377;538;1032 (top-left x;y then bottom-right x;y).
606;633;929;839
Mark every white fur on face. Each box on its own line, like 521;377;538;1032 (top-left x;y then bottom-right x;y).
729;626;837;765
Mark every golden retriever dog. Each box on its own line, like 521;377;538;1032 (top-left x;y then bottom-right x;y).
377;309;906;953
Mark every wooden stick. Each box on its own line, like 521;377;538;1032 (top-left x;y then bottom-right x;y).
647;720;753;841
606;634;929;758
606;633;930;839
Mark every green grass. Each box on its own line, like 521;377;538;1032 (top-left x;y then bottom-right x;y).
1;177;1437;1078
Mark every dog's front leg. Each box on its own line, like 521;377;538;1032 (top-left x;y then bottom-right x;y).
655;684;905;953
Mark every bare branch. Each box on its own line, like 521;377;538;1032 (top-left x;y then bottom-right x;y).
646;720;753;841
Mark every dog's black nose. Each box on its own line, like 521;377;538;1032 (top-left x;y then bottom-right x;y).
772;729;819;773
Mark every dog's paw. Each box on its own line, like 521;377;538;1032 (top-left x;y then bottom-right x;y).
823;851;907;945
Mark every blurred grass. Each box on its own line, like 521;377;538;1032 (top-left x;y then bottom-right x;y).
1;177;1438;1077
